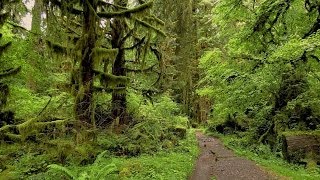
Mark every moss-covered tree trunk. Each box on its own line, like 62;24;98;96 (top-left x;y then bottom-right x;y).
111;3;128;125
0;0;21;126
26;0;43;91
74;0;97;126
31;0;42;35
175;0;197;116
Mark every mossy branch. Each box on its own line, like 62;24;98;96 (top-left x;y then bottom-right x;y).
93;70;128;89
0;117;67;141
0;67;21;80
49;0;83;15
98;1;126;9
64;25;81;37
134;18;166;36
46;40;72;54
92;48;118;68
93;70;128;84
61;18;82;28
0;41;12;56
85;0;99;19
6;21;41;36
38;96;52;116
97;1;153;18
93;86;125;93
92;48;118;60
121;28;135;44
0;124;15;132
123;37;145;50
150;45;161;61
126;64;157;73
144;15;165;26
3;133;22;142
258;123;275;144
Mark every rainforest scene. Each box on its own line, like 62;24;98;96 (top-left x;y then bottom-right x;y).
1;0;320;179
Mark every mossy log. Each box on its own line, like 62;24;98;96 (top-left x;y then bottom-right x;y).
282;131;320;164
0;117;68;142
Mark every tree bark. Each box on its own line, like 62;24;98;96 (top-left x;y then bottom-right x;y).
111;16;128;125
31;0;42;35
175;0;196;116
74;0;97;127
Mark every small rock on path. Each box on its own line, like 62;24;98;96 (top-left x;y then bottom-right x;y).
189;131;275;180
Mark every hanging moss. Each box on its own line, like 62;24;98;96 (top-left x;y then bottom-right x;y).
92;47;118;67
46;40;72;54
0;117;68;142
50;0;83;15
0;41;12;56
93;86;125;93
0;67;21;80
98;1;153;18
93;70;128;87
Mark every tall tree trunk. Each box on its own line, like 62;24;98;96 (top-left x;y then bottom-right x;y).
31;0;42;35
27;0;43;91
111;14;128;125
175;0;195;116
74;0;97;127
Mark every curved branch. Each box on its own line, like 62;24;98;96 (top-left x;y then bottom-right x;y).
134;18;166;36
126;64;156;73
38;96;53;116
123;37;146;50
97;1;153;18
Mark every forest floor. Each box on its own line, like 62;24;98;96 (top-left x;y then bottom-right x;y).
189;131;277;180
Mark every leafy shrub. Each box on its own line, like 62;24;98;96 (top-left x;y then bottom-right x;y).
96;92;190;156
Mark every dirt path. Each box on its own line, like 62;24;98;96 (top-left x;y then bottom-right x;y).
189;132;275;180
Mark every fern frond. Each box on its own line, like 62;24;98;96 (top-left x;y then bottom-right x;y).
94;150;109;163
48;164;77;180
95;163;117;179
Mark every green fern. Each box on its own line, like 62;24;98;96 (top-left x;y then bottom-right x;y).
47;164;77;180
94;163;117;179
94;150;109;164
48;155;118;180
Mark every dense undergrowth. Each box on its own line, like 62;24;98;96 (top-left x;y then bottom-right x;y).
0;89;197;179
0;129;198;180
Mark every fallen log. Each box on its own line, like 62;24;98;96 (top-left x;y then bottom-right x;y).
282;131;320;165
